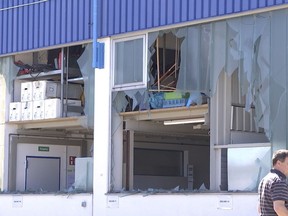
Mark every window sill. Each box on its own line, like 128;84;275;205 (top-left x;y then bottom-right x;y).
120;104;208;121
7;116;88;129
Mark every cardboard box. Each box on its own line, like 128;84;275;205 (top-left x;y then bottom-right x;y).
33;80;58;101
44;99;82;119
9;102;22;121
21;82;33;102
44;98;61;119
21;101;33;121
33;100;45;120
32;80;83;100
65;99;82;117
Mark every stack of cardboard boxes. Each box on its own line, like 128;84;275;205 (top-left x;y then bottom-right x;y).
9;80;83;121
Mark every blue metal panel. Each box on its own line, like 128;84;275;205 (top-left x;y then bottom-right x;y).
140;0;147;29
98;0;288;37
0;0;92;56
93;0;104;68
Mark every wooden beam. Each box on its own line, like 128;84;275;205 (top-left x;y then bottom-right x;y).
7;116;88;129
120;104;208;121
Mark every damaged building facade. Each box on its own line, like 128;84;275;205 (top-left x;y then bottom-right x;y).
1;0;288;216
94;1;288;216
0;0;95;215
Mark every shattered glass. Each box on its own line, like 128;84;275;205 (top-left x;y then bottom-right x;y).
0;56;19;93
77;43;95;128
112;9;288;150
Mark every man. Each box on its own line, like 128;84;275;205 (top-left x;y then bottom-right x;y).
258;149;288;215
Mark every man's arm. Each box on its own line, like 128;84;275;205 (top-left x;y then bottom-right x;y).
273;200;288;216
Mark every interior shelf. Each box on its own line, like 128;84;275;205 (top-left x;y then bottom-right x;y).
15;69;62;80
120;104;208;121
7;116;88;129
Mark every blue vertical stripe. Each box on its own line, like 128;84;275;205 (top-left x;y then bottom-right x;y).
55;0;61;45
28;3;33;49
211;0;219;16
188;0;196;20
93;0;104;68
203;0;210;18
181;0;188;22
120;0;126;33
160;0;167;26
153;0;160;27
146;0;153;28
140;0;147;29
114;0;121;34
66;1;72;43
167;0;174;25
127;0;133;32
133;0;142;30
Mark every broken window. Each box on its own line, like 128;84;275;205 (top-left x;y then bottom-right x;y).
148;32;182;92
111;9;288;193
6;43;95;127
108;10;288;194
0;43;94;193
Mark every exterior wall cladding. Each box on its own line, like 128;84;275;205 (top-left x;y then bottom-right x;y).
1;0;287;55
99;0;288;37
0;0;92;56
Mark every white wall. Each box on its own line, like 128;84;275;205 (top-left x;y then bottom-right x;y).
1;74;18;191
0;193;258;216
104;193;259;216
0;75;5;190
0;193;92;216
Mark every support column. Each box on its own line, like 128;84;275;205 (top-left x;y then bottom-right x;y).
210;71;232;191
93;38;111;216
0;76;5;190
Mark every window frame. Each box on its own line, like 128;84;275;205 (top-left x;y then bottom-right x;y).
111;34;147;91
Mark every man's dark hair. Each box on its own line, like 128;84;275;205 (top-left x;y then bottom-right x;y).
272;149;288;166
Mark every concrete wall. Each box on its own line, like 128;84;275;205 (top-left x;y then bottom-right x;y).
0;193;92;216
0;193;258;216
104;193;259;216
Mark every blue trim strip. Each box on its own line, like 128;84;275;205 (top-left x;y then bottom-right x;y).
93;0;104;69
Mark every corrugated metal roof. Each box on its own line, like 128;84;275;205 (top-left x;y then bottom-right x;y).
98;0;288;37
0;0;92;56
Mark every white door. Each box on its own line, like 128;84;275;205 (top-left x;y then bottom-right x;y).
25;156;60;191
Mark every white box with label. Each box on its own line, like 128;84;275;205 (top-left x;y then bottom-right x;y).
21;101;33;121
33;80;83;101
45;99;82;119
21;82;33;102
9;102;22;121
44;98;61;119
33;100;45;120
32;80;59;101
